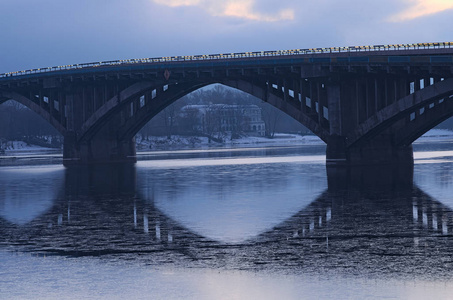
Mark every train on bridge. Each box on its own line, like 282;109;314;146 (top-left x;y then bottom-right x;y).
1;42;452;78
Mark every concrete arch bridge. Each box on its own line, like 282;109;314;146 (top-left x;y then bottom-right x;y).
1;42;453;166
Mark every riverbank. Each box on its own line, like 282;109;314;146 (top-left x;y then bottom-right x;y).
1;129;452;156
1;141;61;155
135;133;324;151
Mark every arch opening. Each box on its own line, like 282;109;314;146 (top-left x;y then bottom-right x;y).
394;90;453;146
346;78;453;148
409;115;453;146
133;83;322;151
0;100;63;152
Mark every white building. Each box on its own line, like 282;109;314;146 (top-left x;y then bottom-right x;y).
180;104;266;136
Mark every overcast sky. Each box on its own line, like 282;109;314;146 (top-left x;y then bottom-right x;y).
1;0;452;73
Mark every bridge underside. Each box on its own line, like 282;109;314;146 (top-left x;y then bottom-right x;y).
1;56;453;166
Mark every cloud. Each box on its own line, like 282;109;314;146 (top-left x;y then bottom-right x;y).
388;0;453;22
153;0;201;7
152;0;294;22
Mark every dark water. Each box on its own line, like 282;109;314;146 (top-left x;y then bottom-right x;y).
2;143;453;299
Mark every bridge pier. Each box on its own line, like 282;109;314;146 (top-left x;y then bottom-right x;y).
63;132;136;166
325;77;415;167
326;134;413;166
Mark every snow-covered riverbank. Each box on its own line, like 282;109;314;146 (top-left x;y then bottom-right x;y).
413;129;453;143
135;133;325;151
136;129;453;150
2;129;453;155
1;141;61;155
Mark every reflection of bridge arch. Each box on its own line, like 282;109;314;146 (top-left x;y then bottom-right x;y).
3;182;453;276
0;165;212;256
2;163;453;277
1;45;453;165
0;166;64;226
254;186;453;244
0;196;210;256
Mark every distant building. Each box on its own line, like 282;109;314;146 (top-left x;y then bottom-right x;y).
180;104;265;136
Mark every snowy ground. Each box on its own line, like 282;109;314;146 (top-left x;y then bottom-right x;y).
1;129;453;155
413;129;453;143
135;133;325;151
136;129;453;150
1;141;61;155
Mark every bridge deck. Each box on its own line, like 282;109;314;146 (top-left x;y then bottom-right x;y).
1;42;452;80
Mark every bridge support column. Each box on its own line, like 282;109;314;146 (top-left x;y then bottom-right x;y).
326;134;413;166
325;79;414;167
63;131;136;166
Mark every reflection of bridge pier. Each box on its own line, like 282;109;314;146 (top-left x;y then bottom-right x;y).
64;164;136;196
257;185;453;254
0;165;208;256
63;164;177;242
298;205;332;238
412;191;453;235
257;160;453;250
142;210;173;242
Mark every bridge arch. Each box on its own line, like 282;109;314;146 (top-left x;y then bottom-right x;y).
396;96;453;146
219;79;329;142
0;91;66;134
346;78;453;148
74;80;216;144
111;79;329;143
78;81;158;143
117;81;213;141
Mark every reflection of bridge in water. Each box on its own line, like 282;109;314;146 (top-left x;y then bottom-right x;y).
2;164;453;277
1;43;453;166
0;165;211;257
256;187;453;244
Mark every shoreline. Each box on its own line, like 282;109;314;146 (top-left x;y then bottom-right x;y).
1;129;452;158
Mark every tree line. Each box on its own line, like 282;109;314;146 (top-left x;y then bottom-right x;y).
0;101;62;149
138;84;309;139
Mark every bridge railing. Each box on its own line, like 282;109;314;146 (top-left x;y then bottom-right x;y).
1;42;452;79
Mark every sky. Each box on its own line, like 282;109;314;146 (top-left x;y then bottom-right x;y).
0;0;452;73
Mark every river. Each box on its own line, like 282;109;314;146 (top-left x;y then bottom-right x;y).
1;142;453;299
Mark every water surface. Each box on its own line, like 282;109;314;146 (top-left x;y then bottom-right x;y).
2;143;453;299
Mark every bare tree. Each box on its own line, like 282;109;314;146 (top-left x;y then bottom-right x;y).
204;105;222;142
158;105;178;139
179;106;202;135
258;102;285;138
